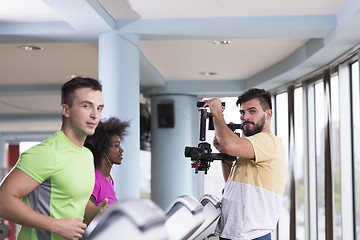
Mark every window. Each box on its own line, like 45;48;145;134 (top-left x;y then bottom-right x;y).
275;92;289;240
351;61;360;238
294;87;305;239
330;74;342;239
314;81;326;240
20;142;40;154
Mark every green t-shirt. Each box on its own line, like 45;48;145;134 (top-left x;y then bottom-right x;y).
16;131;95;240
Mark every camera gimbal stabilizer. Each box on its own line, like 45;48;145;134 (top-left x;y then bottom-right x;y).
184;102;243;174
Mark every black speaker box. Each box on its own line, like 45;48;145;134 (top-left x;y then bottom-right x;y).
157;101;174;128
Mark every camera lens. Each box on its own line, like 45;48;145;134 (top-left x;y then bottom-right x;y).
184;146;193;157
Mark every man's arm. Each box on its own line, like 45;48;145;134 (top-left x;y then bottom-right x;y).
221;161;232;182
204;98;255;159
0;168;86;240
213;136;232;181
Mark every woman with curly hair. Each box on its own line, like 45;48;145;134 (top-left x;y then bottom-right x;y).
84;117;130;207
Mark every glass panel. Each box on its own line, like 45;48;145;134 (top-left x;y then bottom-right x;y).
19;142;40;154
315;82;326;240
275;92;289;240
294;87;305;240
330;74;342;239
351;61;360;239
203;97;240;199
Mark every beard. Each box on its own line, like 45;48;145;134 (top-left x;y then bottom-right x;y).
242;115;265;137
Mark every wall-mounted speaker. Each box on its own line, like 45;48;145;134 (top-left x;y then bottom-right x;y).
157;101;174;128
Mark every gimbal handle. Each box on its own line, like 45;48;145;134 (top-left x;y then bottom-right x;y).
197;102;225;108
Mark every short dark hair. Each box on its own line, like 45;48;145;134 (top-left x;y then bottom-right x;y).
236;88;272;111
84;117;130;167
61;77;102;107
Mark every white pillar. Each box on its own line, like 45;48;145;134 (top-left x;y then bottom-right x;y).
150;94;199;209
98;32;140;200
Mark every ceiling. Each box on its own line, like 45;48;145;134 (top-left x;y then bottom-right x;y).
1;0;360;137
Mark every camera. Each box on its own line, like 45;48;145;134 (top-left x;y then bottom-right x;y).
184;102;242;174
185;142;237;174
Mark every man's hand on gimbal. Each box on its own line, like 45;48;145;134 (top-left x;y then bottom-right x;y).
203;98;223;118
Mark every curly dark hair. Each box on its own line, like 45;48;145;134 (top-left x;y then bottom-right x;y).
84;117;130;167
236;88;272;111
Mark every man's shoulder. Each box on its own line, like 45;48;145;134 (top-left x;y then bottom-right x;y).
20;132;63;158
247;132;283;148
247;131;276;140
43;131;78;151
20;141;53;161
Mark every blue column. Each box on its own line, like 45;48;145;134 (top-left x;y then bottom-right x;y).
0;133;5;168
0;133;7;181
150;94;200;209
98;32;140;200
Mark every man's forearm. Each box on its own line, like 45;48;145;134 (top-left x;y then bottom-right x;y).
212;113;255;158
0;195;56;232
212;114;238;153
221;161;232;182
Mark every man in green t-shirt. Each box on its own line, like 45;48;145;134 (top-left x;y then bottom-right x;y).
0;77;108;240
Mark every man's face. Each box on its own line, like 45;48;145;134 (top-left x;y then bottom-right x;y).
63;88;104;138
239;98;267;137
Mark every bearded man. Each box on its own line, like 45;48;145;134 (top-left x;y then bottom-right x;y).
203;88;286;240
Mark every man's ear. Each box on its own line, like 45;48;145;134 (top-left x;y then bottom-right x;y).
61;104;70;118
266;109;272;120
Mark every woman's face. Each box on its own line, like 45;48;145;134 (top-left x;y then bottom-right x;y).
106;135;124;165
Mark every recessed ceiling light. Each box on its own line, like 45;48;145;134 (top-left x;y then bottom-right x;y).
19;45;44;51
67;75;77;79
67;75;88;79
200;72;217;76
208;40;232;45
